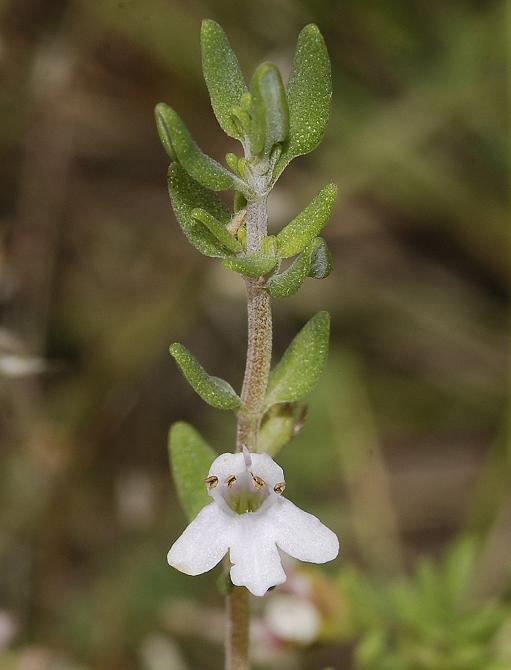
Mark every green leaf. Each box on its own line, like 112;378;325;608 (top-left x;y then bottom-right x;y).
191;208;243;253
308;237;333;279
167;163;232;257
170;343;241;410
249;63;289;156
201;19;248;140
265;311;330;408
168;421;216;520
275;24;331;178
266;239;320;298
155;102;241;191
276;183;337;257
155;106;176;160
223;237;278;278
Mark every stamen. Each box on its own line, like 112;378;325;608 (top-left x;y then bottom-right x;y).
274;482;286;494
205;475;218;489
226;475;237;487
252;475;265;490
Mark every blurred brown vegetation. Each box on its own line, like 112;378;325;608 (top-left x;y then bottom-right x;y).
0;0;508;669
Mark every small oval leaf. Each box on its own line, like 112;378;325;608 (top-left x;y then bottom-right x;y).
191;208;243;254
249;63;289;157
276;183;337;258
170;342;241;410
307;237;333;279
169;421;217;520
275;24;331;178
267;239;320;298
201;19;249;140
167;163;231;257
265;311;330;408
155;102;241;192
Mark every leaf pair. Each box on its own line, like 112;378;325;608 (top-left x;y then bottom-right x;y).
169;311;329;422
198;20;331;177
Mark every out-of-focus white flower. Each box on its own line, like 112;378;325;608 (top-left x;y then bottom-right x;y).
0;354;47;377
265;594;320;645
0;610;17;649
140;634;188;670
167;449;339;596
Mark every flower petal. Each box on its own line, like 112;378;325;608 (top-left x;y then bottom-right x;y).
272;497;339;563
229;515;286;596
167;502;233;575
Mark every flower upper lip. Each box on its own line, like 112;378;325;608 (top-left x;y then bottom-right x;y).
167;451;339;596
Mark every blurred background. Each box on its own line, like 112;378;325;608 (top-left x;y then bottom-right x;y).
0;0;509;668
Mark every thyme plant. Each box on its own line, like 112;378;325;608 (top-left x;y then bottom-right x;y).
155;20;338;670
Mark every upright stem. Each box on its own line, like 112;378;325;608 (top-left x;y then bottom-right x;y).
226;194;272;670
236;196;272;452
225;584;250;670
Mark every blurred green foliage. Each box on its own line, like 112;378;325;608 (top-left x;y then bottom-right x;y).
0;0;508;669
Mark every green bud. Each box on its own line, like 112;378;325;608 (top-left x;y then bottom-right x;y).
225;152;240;174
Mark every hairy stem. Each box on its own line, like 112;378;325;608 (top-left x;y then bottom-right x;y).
225;586;250;670
236;196;272;452
227;195;272;670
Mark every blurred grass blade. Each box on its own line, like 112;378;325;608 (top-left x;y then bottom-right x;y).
201;19;248;140
169;421;216;520
276;183;337;257
265;311;330;408
167;163;233;257
249;63;289;156
155;103;242;191
191;208;243;253
275;24;331;178
308;237;333;279
267;239;320;298
170;343;241;410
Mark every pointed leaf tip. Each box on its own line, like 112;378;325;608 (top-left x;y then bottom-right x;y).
170;342;241;410
169;421;216;520
276;183;337;257
201;19;248;141
275;24;331;178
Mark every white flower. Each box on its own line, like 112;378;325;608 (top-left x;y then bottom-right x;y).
167;449;339;596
